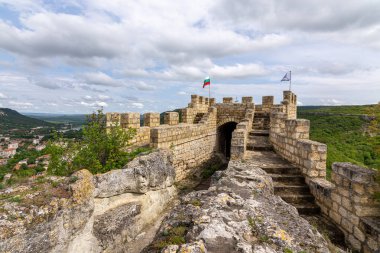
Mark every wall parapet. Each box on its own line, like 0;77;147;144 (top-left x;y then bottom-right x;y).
270;112;327;179
268;92;380;252
231;108;254;160
309;163;380;252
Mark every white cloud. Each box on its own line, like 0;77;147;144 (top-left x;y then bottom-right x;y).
131;102;144;109
0;92;7;99
210;63;268;79
0;1;379;113
9;101;34;109
132;81;156;91
79;72;123;87
80;101;108;107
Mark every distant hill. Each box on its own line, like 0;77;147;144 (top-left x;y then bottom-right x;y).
298;104;380;178
25;113;87;127
0;108;55;134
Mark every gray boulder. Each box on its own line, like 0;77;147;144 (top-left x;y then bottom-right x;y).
95;149;175;197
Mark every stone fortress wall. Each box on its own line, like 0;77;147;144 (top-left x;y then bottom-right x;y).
268;91;380;252
106;94;255;181
107;90;379;252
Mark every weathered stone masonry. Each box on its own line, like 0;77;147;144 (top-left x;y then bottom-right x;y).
107;94;255;181
108;90;380;252
268;91;380;252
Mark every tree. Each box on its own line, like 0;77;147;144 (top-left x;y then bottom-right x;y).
47;109;136;175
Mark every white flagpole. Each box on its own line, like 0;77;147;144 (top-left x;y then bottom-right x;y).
289;71;292;91
208;82;210;106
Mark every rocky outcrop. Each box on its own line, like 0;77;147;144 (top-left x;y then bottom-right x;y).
95;149;175;197
145;160;331;253
0;149;177;253
0;169;95;253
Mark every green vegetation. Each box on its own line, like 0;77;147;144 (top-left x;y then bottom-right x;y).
190;198;202;207
298;104;380;178
46;109;149;176
153;225;188;250
0;143;47;183
200;164;220;179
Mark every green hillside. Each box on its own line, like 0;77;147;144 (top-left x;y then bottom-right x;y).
0;108;55;134
298;104;380;178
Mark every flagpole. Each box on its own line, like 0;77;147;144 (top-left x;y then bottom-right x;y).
208;81;210;106
289;71;292;91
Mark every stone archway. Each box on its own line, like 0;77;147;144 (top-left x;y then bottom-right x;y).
217;121;238;159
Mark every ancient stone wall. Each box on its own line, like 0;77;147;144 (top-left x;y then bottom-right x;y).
214;97;255;127
269;91;380;252
270;112;327;179
106;112;151;147
107;94;257;181
230;108;254;160
308;163;380;252
150;107;218;181
283;90;297;119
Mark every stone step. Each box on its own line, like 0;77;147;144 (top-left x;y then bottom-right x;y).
249;130;269;136
279;194;315;204
274;184;310;195
269;174;305;184
247;143;273;151
293;203;321;215
261;166;301;175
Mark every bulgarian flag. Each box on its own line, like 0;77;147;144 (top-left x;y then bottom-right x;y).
203;76;210;88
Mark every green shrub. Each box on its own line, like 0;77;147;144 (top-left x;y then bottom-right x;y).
47;109;138;176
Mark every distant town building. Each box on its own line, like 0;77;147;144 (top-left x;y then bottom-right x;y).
0;158;8;166
33;139;40;145
8;142;19;149
0;148;16;158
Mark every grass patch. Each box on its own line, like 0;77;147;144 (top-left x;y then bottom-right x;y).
190;199;202;207
69;176;78;183
201;164;220;179
153;225;188;250
8;195;22;203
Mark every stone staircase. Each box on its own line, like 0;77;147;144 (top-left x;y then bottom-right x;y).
247;111;320;215
245;112;346;247
252;111;270;130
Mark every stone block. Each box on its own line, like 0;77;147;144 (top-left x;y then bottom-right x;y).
341;218;353;233
164;112;179;126
353;227;366;242
347;234;361;251
242;96;253;103
223;97;233;103
120;112;140;129
331;193;342;204
329;210;342;224
144;112;160;127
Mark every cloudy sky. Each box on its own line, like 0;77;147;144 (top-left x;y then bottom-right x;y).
0;0;379;113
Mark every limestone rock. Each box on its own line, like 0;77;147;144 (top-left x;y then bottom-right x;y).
146;160;329;253
93;202;142;251
95;149;175;197
0;170;95;253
